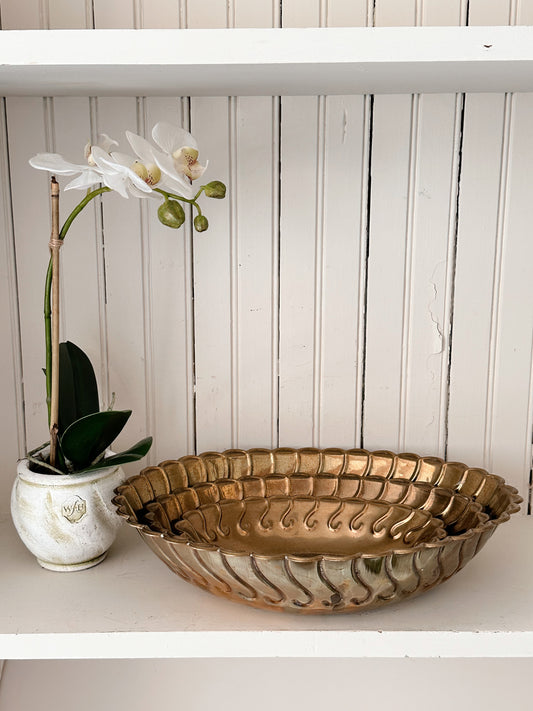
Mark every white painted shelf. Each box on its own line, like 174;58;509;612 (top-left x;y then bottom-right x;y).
2;27;533;96
1;509;532;660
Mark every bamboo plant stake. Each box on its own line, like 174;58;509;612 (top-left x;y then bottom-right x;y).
49;177;61;467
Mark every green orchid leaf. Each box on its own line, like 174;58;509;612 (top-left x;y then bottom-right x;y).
82;437;153;472
58;341;99;435
60;409;132;470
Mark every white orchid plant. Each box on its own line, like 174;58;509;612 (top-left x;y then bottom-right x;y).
28;122;226;475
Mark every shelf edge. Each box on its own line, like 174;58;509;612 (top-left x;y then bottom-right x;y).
2;630;533;660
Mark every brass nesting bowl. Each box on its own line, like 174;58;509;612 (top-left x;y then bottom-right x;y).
113;448;522;614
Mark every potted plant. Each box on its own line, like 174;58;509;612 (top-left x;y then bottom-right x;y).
10;123;226;571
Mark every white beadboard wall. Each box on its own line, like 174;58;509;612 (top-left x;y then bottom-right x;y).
1;0;533;520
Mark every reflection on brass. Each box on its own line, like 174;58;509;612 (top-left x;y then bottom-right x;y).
157;496;447;555
147;475;488;537
113;448;522;614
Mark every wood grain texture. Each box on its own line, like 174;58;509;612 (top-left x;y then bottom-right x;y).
188;0;279;452
279;0;369;448
0;98;24;504
448;0;533;494
364;0;466;458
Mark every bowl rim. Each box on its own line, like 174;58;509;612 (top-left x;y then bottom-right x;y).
112;447;521;563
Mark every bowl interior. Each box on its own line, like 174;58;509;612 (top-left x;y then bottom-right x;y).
158;474;488;536
149;495;447;556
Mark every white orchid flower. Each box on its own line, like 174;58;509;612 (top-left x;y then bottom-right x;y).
89;147;154;199
125;129;195;198
84;133;118;166
108;150;162;199
29;153;101;191
150;122;208;193
29;134;119;191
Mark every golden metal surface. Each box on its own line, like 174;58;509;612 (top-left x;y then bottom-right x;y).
146;475;488;537
113;448;522;614
156;496;446;555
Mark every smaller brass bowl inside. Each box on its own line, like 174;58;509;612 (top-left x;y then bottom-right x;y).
149;474;487;537
148;495;446;556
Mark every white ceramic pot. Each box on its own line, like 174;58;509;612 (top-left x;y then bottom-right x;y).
11;456;125;572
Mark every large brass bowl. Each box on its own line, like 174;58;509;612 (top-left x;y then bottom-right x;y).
113;448;522;614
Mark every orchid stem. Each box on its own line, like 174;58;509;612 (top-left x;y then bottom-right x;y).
49;178;60;467
45;185;110;426
154;187;204;216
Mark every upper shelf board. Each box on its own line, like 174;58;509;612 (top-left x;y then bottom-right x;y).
1;26;533;96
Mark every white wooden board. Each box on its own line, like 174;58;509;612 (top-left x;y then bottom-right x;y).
4;27;533;96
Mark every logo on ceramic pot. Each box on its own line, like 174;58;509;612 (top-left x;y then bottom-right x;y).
62;495;87;523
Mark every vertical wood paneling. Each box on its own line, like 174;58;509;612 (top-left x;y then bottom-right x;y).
278;91;320;445
140;97;195;462
0;2;25;505
447;93;508;466
446;0;533;496
4;99;49;449
188;0;279;452
0;100;24;505
374;0;416;26
279;0;369;448
364;89;413;451
0;0;42;29
187;1;234;452
47;0;87;28
278;2;323;448
91;97;148;454
233;96;279;447
0;1;107;474
1;2;49;459
448;0;533;496
364;0;465;455
235;0;281;450
318;95;369;446
92;0;134;29
45;3;100;388
490;92;533;495
91;2;157;467
468;0;514;25
52;97;102;390
136;4;193;462
140;0;181;29
281;0;321;26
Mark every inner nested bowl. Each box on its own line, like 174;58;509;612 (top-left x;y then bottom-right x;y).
147;474;488;537
153;495;446;556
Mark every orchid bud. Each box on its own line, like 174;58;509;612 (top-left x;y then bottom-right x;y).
204;181;226;199
194;215;209;232
158;199;185;229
